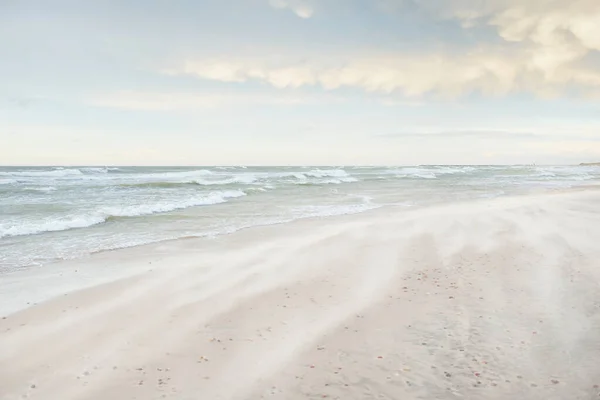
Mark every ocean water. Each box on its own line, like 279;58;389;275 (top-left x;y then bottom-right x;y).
1;165;599;272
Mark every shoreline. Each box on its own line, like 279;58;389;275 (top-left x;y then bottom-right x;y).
2;186;600;319
4;183;599;277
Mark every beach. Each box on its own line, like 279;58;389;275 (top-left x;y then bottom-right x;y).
2;189;600;400
5;0;600;397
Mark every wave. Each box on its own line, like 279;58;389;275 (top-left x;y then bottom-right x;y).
116;169;217;185
119;170;355;187
264;169;350;179
390;168;437;179
0;215;107;238
304;169;350;178
0;168;213;181
119;181;201;189
246;187;270;192
80;167;113;174
102;190;246;218
433;166;473;174
1;168;359;188
295;177;358;185
0;168;84;178
119;175;257;188
532;166;598;181
0;190;246;238
146;169;213;180
384;166;476;179
193;175;257;185
0;167;120;179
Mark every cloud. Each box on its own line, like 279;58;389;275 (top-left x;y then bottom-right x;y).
268;0;314;18
166;0;600;98
398;0;600;89
166;47;600;97
167;52;516;95
87;90;338;111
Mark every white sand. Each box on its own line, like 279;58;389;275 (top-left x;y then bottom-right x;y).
1;190;600;400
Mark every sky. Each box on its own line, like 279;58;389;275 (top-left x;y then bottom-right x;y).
1;0;600;165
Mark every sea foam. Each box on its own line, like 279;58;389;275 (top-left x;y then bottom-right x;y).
0;190;246;238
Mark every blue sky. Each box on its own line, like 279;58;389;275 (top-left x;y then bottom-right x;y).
1;0;600;165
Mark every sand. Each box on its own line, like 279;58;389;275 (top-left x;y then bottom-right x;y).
1;190;600;400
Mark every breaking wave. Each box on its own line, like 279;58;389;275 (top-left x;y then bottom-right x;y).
0;190;246;238
0;168;84;178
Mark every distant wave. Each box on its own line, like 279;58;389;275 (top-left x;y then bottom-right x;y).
215;166;247;170
0;190;246;238
295;177;358;185
390;168;438;179
192;175;258;185
269;169;358;184
304;169;350;178
383;166;479;180
79;167;114;174
0;168;362;188
120;175;257;188
0;167;121;178
114;169;218;186
433;166;474;174
142;169;213;180
116;169;356;188
532;166;596;181
118;181;200;189
0;168;84;178
0;167;213;181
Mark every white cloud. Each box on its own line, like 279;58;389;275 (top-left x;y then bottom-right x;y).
269;0;314;18
447;1;600;70
410;0;600;88
168;0;600;98
166;47;600;97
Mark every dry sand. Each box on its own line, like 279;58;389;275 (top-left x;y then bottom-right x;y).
1;190;600;400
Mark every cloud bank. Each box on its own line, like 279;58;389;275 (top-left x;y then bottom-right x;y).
169;0;600;98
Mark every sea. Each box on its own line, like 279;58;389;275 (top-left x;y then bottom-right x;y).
1;165;599;272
